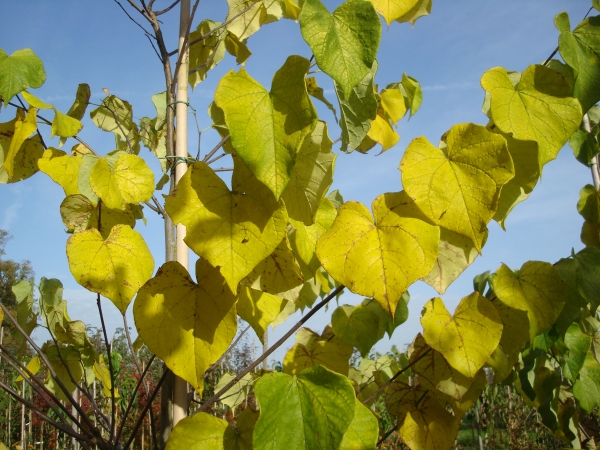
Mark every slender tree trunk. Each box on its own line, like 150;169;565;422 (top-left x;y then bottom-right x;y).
474;399;484;450
262;330;269;371
71;389;80;450
173;0;191;429
21;380;25;449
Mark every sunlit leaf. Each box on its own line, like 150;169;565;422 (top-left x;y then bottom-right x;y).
226;0;267;41
0;48;45;106
394;0;431;25
573;352;600;412
134;260;237;392
237;286;287;341
37;148;82;196
189;20;227;87
339;398;379;450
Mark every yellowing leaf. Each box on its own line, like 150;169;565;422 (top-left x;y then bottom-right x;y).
300;0;381;97
37;148;82;196
281;120;336;225
317;191;439;315
51;109;83;138
409;333;482;402
493;298;530;363
364;113;399;153
0;110;43;183
367;0;419;25
421;293;503;378
67;224;154;313
491;261;566;341
165;413;228;450
226;0;267;41
399;396;459;450
215;56;317;199
379;88;407;123
22;90;52;109
237;286;287;341
339;398;379;450
401;123;514;251
5;106;37;178
90;153;154;210
481;65;582;167
165;160;288;293
134;260;237;392
306;77;338;122
394;0;431;25
189;20;227;88
214;372;256;409
243;235;304;295
423;227;484;295
283;326;353;375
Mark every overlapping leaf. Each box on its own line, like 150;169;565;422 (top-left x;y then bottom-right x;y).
401;123;514;251
317;190;439;315
189;20;227;87
165;160;288;293
237;286;287;341
38;148;82;196
399;395;459;450
134;260;237;392
339;398;379;450
0;109;43;183
0;48;45;106
253;365;355;450
300;0;381;97
226;0;267;41
67;224;154;313
215;56;317;199
481;64;582;167
421;292;503;378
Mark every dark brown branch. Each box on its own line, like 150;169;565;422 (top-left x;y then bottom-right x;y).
377;423;397;447
97;294;117;444
115;0;156;37
155;0;181;15
362;348;432;406
196;285;346;413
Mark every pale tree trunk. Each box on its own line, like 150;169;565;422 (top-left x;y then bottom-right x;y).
173;0;191;430
21;380;25;449
262;330;269;371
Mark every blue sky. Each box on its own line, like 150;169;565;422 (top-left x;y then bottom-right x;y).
0;0;594;362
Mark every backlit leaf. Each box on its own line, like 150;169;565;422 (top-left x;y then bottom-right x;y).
491;261;566;341
401;123;514;251
189;20;227;88
237;286;287;341
165;412;228;450
337;60;378;153
367;0;419;26
481;64;582;167
89;153;154;210
0;112;43;183
134;260;237;392
399;395;459;450
556;13;600;113
51;109;83;138
300;0;381;97
253;365;355;450
422;227;483;295
226;0;267;41
165;160;287;293
67;224;154;313
37;148;82;196
421;293;503;378
215;56;317;198
394;0;431;26
573;352;600;412
281;120;336;225
0;48;45;106
214;372;256;409
283;326;353;375
4;106;37;179
563;323;592;381
43;345;84;402
339;398;378;450
317;191;439;315
305;77;338;122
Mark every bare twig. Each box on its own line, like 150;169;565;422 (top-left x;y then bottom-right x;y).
114;0;156;38
196;285;346;413
202;135;230;163
377;423;397;447
213;167;233;172
96;294;117;443
206;152;226;165
155;0;181;15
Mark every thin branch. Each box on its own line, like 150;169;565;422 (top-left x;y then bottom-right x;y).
362;348;432;406
155;0;181;15
122;368;169;450
15;95;47;149
377;423;397;447
214;167;233;172
206;153;226;165
0;380;92;444
97;294;117;443
96;99;134;154
202;135;230;163
114;355;156;443
146;34;164;64
542;7;593;66
196;285;346;413
144;200;162;215
115;0;156;37
124;0;152;21
152;194;168;216
204;325;251;379
168;0;261;56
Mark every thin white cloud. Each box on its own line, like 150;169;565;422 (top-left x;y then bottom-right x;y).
1;202;21;230
422;82;477;91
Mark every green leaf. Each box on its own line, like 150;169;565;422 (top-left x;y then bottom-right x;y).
214;372;256;409
43;344;84;402
572;246;600;308
165;160;288;293
89;153;155;210
78;153;100;203
481;64;582;167
339;398;379;450
189;20;227;88
215;56;317;198
300;0;381;97
569;128;599;167
281;120;336;225
401;123;514;252
237;286;287;341
283;326;353;376
336;60;378;153
90;95;141;154
317;191;439;315
422;227;484;295
253;365;356;450
573;352;600;412
224;32;252;65
12;279;37;348
400;73;423;117
51;109;83;138
563;323;592;381
556;13;600;113
306;77;338;122
67;225;154;313
134;260;237;392
492;134;540;229
421;293;503;378
226;0;267;41
0;48;45;106
491;261;566;341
